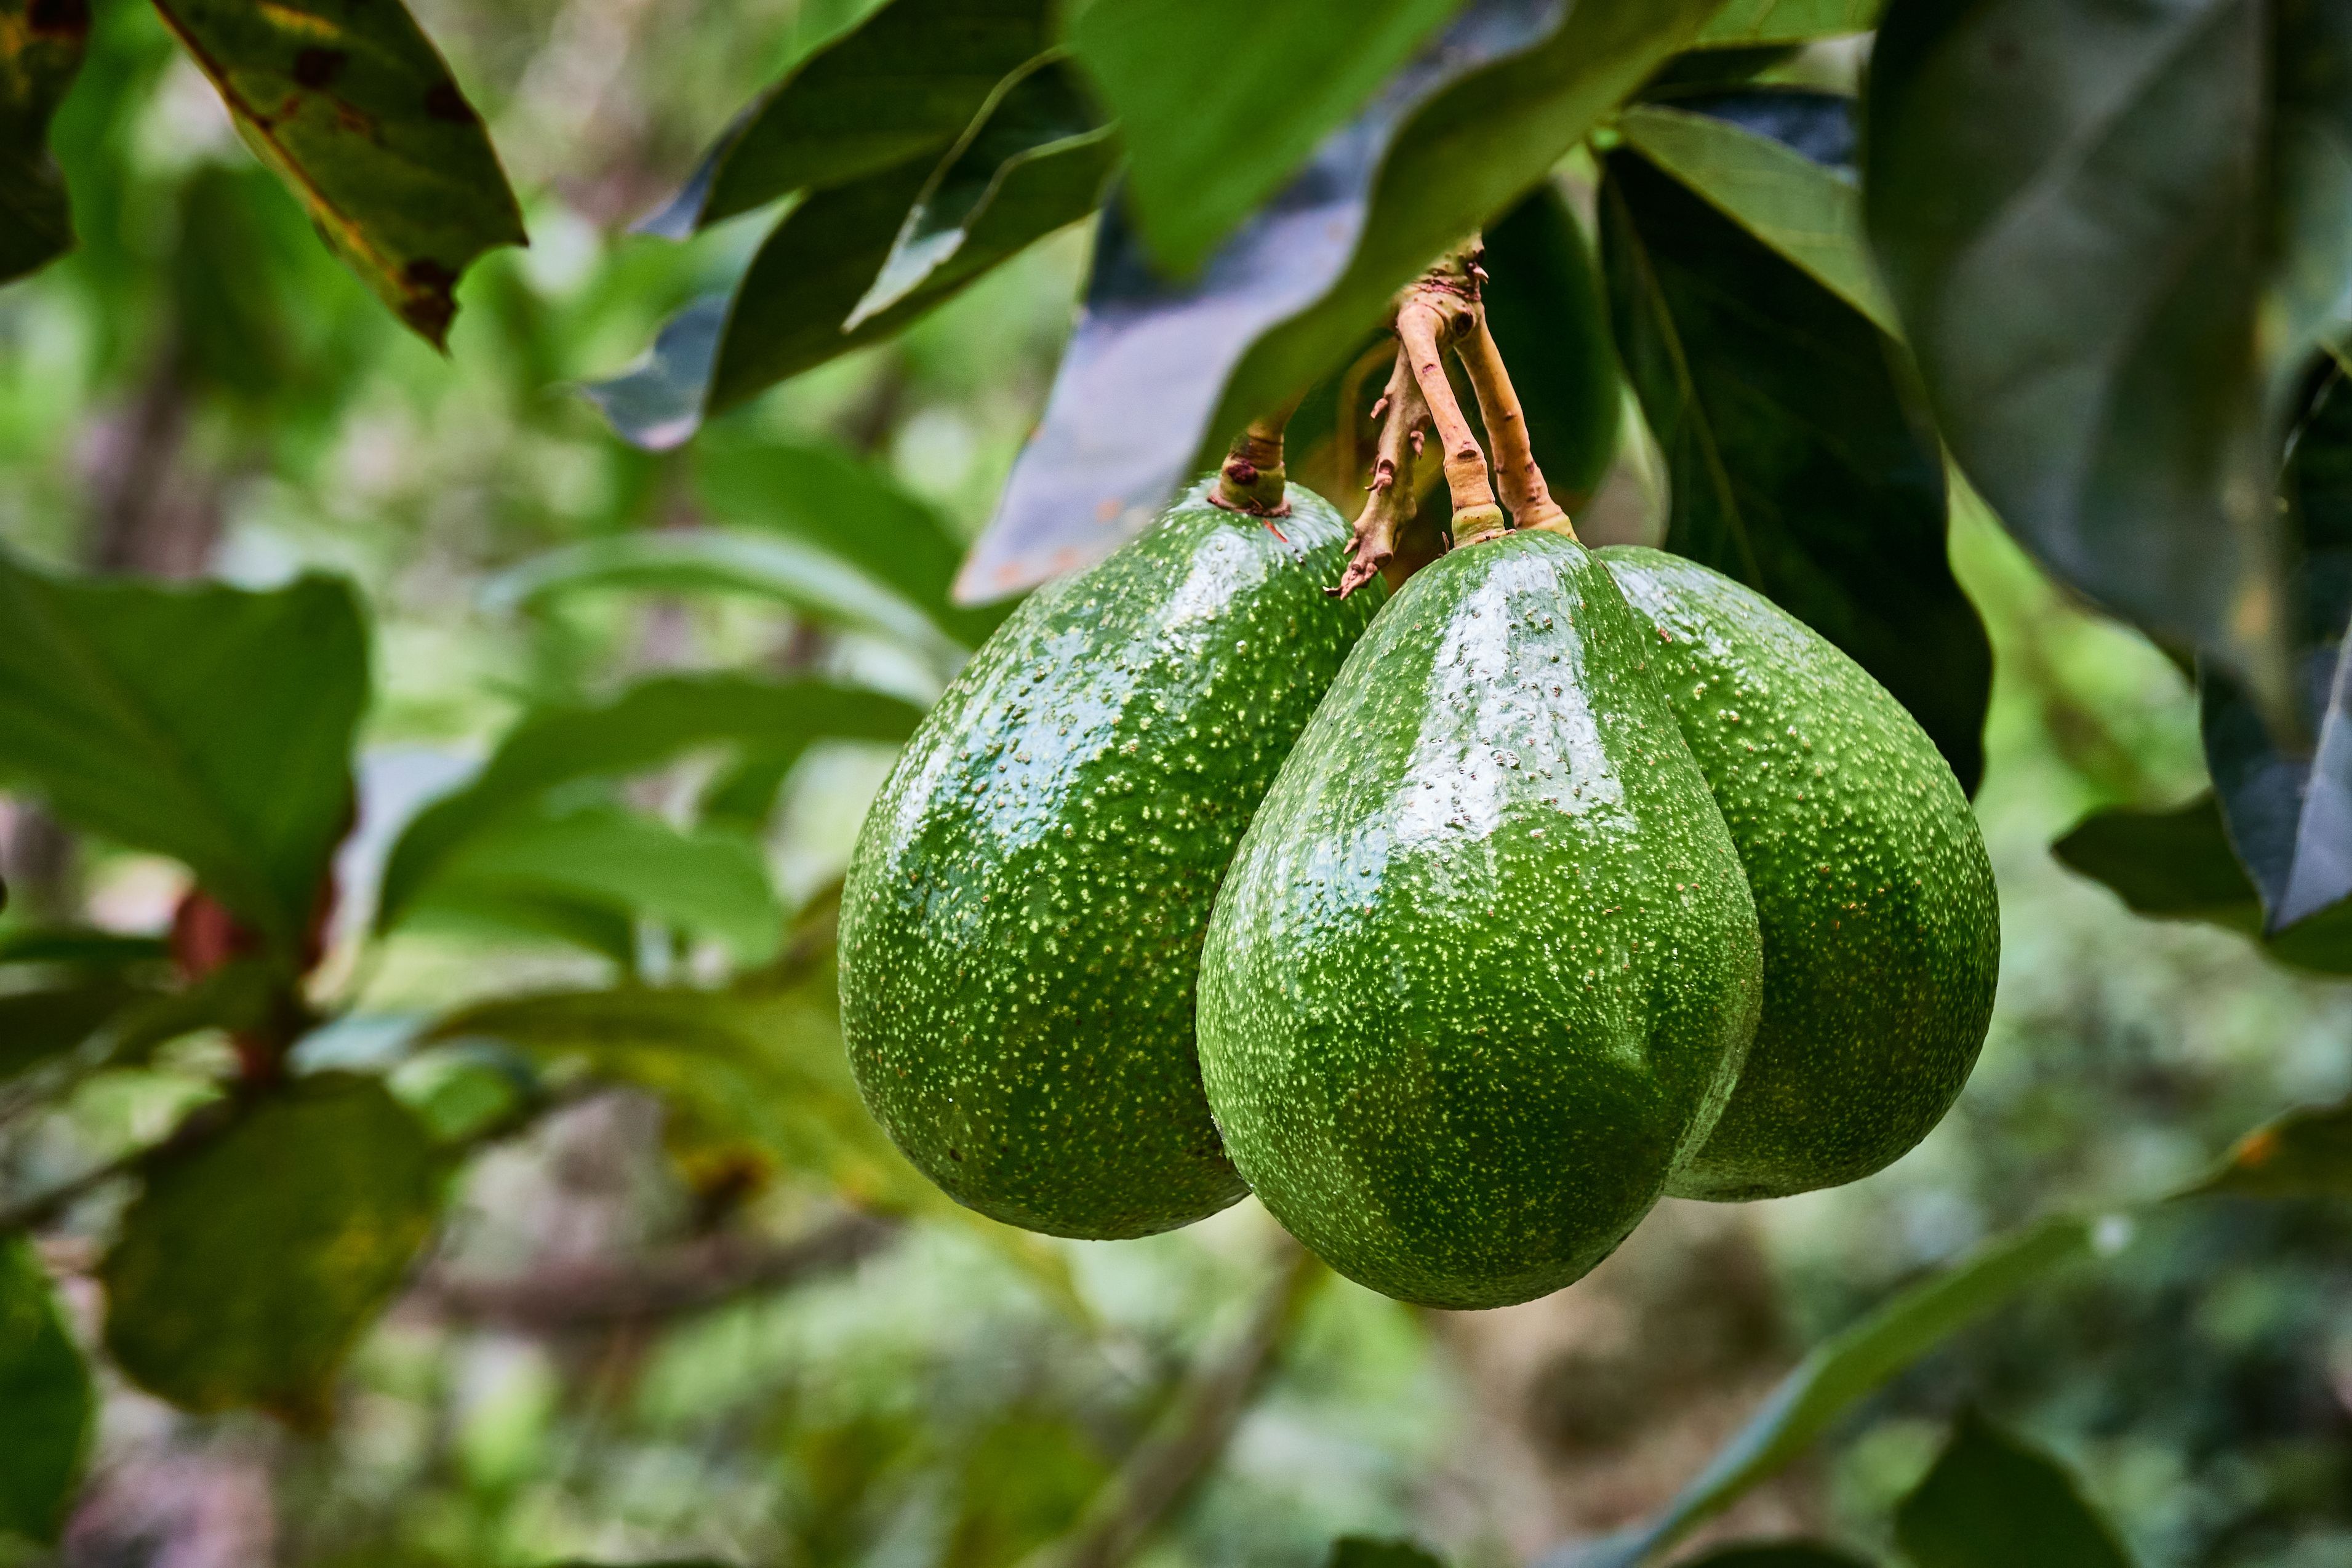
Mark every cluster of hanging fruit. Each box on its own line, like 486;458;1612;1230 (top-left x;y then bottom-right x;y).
838;242;1998;1310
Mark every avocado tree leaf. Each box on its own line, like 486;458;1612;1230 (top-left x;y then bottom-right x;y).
694;435;1013;646
1696;0;1881;46
0;554;367;960
640;0;1055;237
0;1238;92;1546
1863;0;2352;722
1068;0;1471;276
377;674;922;934
592;102;1115;449
100;1074;443;1423
1674;1548;1878;1568
146;0;524;346
2181;1094;2352;1201
2201;368;2352;930
1329;1539;1449;1568
958;0;1719;603
1553;1216;2095;1568
0;926;170;970
849;54;1108;327
1893;1410;2131;1568
1615;96;1895;332
1600;142;1990;791
0;0;89;284
0;976;153;1080
404;803;786;965
483;529;959;651
1478;183;1621;504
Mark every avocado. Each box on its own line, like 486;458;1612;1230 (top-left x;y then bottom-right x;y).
1197;530;1760;1308
838;480;1384;1239
1599;546;1998;1201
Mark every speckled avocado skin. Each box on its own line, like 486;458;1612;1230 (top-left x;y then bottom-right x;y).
1599;547;1999;1201
838;481;1384;1239
1197;531;1760;1309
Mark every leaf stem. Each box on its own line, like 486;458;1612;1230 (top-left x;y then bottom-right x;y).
1395;274;1504;540
1456;298;1574;537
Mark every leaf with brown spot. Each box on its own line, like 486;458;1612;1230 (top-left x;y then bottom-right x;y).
0;0;90;283
147;0;524;346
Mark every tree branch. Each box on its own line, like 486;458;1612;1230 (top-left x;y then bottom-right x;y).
1455;307;1573;537
1025;1238;1325;1568
1335;346;1431;599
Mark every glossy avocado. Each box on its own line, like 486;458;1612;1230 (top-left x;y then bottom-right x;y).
1197;530;1760;1308
838;480;1384;1239
1599;547;1998;1201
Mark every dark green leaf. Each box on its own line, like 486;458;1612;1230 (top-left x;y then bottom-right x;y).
1559;1217;2094;1568
594;110;1113;446
850;55;1106;326
1478;183;1620;503
404;803;785;965
148;0;524;345
0;926;170;971
0;0;89;284
1636;45;1802;103
2182;1095;2352;1201
695;435;1012;646
1696;0;1881;46
1329;1538;1448;1568
0;553;367;959
1894;1410;2130;1568
100;1074;444;1422
643;0;1054;236
2201;367;2352;929
962;0;1718;601
1863;0;2352;720
1615;98;1894;330
0;977;148;1080
1068;0;1470;276
377;674;921;933
1601;143;1990;790
0;1238;92;1545
1676;1547;1878;1568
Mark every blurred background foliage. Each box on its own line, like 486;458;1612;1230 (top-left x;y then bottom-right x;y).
4;4;2352;1568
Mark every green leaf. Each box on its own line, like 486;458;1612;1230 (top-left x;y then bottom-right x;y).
0;1237;92;1546
377;674;922;933
695;436;1012;647
1600;144;1990;791
1863;0;2352;719
485;529;954;649
0;554;367;959
0;926;170;971
1329;1538;1449;1568
100;1074;444;1423
645;0;1055;235
2050;793;2352;974
850;55;1108;326
1208;0;1725;471
1563;1216;2095;1568
1696;0;1881;46
428;977;919;1208
0;977;152;1080
593;110;1113;446
1615;100;1895;332
1478;183;1622;503
2182;1095;2352;1201
147;0;524;345
1069;0;1470;276
1676;1548;1878;1568
0;0;89;284
1894;1410;2131;1568
405;803;786;965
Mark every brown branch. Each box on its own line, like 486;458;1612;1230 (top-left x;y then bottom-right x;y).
1455;308;1574;537
1396;294;1503;542
410;1210;897;1330
1331;337;1401;504
1334;346;1431;598
1025;1239;1325;1568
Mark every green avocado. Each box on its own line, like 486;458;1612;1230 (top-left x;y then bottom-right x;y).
838;479;1384;1239
1599;546;1999;1201
1197;530;1760;1308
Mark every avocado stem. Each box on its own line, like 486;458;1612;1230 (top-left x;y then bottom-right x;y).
1333;345;1431;598
1212;398;1301;517
1455;294;1575;540
1396;289;1505;542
